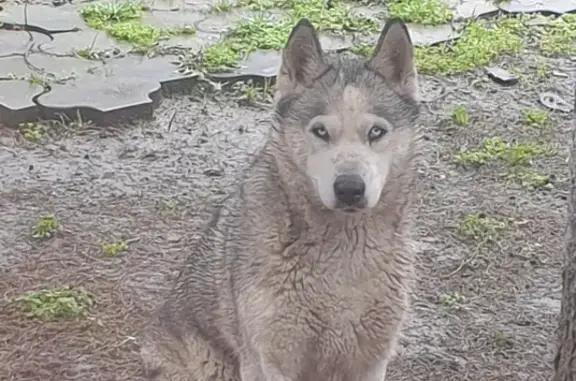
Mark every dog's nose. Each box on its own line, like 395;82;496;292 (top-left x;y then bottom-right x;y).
333;174;366;206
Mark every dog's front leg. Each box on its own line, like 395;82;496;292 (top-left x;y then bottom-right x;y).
259;357;299;381
361;360;389;381
239;352;266;381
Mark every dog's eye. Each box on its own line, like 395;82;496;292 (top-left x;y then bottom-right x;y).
310;124;330;142
367;125;387;142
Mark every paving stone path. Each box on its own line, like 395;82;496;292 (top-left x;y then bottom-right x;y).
1;0;575;127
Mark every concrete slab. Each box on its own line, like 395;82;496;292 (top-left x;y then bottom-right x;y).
0;56;38;78
209;49;280;82
0;3;85;33
0;81;44;128
26;54;104;80
0;31;51;56
497;0;576;15
36;76;161;125
408;24;461;46
38;29;132;57
453;0;499;19
99;55;191;93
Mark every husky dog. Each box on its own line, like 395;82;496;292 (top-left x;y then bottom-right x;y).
140;16;421;381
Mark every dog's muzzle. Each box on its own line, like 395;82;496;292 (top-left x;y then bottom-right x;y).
333;174;367;209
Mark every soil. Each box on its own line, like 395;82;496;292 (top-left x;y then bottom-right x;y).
0;26;574;381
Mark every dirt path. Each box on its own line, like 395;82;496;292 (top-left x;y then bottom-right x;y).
1;14;575;381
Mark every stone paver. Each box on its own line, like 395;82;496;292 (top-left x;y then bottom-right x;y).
0;0;575;127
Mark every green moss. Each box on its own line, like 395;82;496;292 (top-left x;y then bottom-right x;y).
202;0;378;71
387;0;453;25
540;14;576;56
15;286;93;321
80;1;196;53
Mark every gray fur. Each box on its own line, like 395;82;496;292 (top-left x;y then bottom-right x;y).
140;17;421;381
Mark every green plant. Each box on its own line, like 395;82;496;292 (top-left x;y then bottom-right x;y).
20;122;45;142
522;109;548;126
451;106;469;127
458;213;508;242
32;216;59;239
439;291;466;307
14;286;93;320
103;240;129;257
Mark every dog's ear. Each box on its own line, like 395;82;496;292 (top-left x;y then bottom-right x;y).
276;18;328;97
365;19;420;102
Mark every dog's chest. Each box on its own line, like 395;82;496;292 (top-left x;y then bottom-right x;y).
253;240;410;361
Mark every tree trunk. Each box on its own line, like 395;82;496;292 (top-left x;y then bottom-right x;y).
552;86;576;381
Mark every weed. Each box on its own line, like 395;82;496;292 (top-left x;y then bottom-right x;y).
522;109;548;126
458;213;508;242
103;240;129;257
540;14;576;56
211;0;234;13
32;216;59;239
503;169;550;189
438;291;465;307
387;0;452;25
14;286;93;321
535;60;548;79
493;331;514;349
451;106;469;127
20;122;45;142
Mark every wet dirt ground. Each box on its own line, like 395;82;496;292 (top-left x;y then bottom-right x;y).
1;11;575;381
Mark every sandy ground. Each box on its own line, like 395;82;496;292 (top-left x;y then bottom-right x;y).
0;29;575;381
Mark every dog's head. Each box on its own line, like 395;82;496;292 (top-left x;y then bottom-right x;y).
273;18;420;213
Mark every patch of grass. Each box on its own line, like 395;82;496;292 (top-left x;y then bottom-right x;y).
458;213;508;242
415;17;525;75
522;109;549;126
351;17;526;74
454;137;549;167
540;14;576;56
438;291;465;307
80;1;196;53
103;240;129;257
14;286;93;321
202;0;378;71
32;216;59;239
387;0;453;25
451;106;469;127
